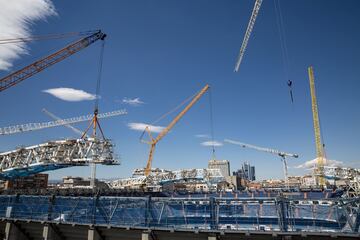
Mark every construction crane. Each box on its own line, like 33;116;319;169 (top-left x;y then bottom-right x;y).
308;66;326;187
142;84;210;176
224;139;299;188
0;109;127;136
234;0;263;72
0;30;106;92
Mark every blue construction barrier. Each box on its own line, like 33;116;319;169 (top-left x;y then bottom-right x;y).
0;195;358;233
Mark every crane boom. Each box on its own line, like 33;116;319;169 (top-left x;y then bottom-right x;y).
144;84;210;176
42;108;84;136
0;109;127;136
225;138;298;188
0;30;106;92
234;0;263;72
224;139;298;158
308;66;325;186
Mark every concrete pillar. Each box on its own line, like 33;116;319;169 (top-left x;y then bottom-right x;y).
4;222;29;240
88;228;103;240
43;225;62;240
141;232;149;240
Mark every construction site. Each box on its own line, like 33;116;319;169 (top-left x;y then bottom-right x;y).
0;0;359;239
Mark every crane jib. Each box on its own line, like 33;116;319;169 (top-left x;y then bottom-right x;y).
0;30;106;92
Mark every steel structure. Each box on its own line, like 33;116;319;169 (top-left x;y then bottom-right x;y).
234;0;263;72
0;195;359;235
224;139;298;188
110;168;224;189
142;84;210;176
0;109;127;136
0;30;106;92
308;66;326;186
0;138;118;179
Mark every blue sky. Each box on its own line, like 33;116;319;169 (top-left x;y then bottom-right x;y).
0;0;359;180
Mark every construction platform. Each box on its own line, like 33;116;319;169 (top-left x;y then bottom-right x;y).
0;195;358;239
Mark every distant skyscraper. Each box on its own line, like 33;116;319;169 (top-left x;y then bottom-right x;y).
208;159;230;178
250;166;256;181
233;162;256;181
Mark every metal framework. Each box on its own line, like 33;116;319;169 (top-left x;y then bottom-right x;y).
0;30;106;92
308;66;326;186
142;84;209;176
110;168;224;189
0;109;127;136
234;0;263;72
0;138;118;179
0;195;359;234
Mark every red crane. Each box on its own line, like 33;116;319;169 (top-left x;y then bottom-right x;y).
0;30;106;92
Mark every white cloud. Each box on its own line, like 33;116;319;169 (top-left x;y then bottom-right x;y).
294;158;343;169
201;141;223;147
122;97;144;106
0;0;56;71
43;88;97;101
128;122;165;133
195;134;210;138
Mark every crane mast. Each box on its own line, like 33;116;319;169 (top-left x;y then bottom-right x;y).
0;30;106;92
224;139;299;188
308;66;326;187
144;84;210;176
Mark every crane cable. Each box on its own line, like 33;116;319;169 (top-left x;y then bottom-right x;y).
208;88;216;160
81;39;106;139
273;0;294;103
139;90;198;142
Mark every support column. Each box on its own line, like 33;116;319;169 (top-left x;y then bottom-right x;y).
88;227;103;240
141;232;149;240
208;235;217;240
42;224;62;240
4;222;29;240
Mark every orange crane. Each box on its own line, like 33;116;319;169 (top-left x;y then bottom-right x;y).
142;84;210;176
0;30;106;92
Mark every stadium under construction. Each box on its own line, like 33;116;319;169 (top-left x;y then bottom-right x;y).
0;1;360;239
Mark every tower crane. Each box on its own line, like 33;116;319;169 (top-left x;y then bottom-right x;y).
0;109;127;136
0;30;106;92
224;139;299;188
234;0;263;72
142;84;210;176
308;66;326;187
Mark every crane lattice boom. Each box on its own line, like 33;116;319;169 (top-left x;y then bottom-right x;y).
234;0;263;72
224;139;298;158
143;84;210;176
42;108;84;136
225;138;298;188
0;30;106;92
0;109;127;136
308;66;326;186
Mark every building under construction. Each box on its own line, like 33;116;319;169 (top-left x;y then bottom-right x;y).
0;1;359;239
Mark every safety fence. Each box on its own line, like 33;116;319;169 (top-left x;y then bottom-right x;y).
0;195;358;233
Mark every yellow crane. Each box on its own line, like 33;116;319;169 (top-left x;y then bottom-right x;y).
142;84;210;176
308;66;326;187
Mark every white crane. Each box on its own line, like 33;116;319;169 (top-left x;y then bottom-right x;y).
234;0;263;72
0;109;127;136
224;139;298;188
